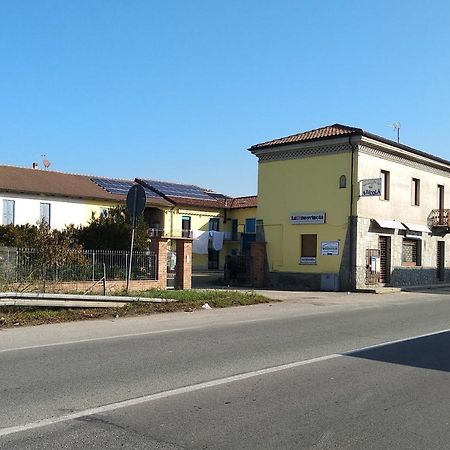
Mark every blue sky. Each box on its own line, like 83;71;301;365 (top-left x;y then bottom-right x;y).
1;1;449;196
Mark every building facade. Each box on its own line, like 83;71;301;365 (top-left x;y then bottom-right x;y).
250;124;450;290
0;165;256;273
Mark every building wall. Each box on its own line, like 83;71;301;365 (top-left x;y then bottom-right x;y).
357;145;448;221
257;147;352;289
223;207;258;256
165;207;224;270
0;192;114;230
355;145;450;288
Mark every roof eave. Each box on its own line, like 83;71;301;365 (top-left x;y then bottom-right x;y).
249;135;361;156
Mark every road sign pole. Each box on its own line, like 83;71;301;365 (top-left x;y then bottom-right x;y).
126;190;138;293
125;184;147;293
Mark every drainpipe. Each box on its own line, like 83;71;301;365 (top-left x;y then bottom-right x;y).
348;136;357;291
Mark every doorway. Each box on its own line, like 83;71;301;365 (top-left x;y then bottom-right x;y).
379;236;391;284
437;241;445;281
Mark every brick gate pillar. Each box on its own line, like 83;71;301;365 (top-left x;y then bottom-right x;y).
150;238;168;289
175;239;193;290
250;241;266;288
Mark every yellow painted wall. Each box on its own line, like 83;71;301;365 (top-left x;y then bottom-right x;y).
223;207;258;256
257;152;352;273
83;200;119;224
165;207;224;270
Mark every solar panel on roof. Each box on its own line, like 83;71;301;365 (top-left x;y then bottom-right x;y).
91;178;160;198
143;179;213;200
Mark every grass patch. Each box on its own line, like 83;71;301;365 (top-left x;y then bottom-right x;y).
0;290;270;329
133;289;268;307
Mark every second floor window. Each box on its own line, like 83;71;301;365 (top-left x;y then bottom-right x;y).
412;178;420;206
381;170;390;201
209;218;220;231
438;184;445;209
181;215;191;238
245;218;256;233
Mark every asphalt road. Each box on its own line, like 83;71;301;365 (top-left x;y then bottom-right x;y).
0;290;449;449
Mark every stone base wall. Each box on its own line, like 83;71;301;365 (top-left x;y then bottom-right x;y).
356;217;450;288
390;267;450;286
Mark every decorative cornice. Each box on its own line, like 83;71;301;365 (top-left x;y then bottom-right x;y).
358;144;450;178
257;143;352;163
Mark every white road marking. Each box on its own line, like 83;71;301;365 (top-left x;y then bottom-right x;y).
0;353;339;438
0;327;448;438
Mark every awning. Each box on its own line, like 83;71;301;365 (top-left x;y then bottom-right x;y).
374;219;406;230
403;222;431;233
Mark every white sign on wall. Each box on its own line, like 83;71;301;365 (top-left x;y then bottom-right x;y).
291;212;326;224
299;257;317;265
360;178;382;196
321;241;339;256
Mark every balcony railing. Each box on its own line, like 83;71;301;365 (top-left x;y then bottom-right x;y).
428;209;450;227
148;228;194;239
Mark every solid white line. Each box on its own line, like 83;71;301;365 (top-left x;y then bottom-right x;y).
0;353;339;438
1;326;449;438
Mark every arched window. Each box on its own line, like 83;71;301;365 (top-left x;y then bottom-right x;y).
339;175;347;188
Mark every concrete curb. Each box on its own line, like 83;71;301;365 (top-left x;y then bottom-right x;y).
357;283;450;294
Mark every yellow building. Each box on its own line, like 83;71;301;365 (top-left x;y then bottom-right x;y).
250;124;450;290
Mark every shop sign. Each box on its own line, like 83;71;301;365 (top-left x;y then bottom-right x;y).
291;212;326;224
299;256;316;265
361;178;382;196
321;241;339;256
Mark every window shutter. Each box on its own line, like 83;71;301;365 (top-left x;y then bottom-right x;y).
3;200;14;225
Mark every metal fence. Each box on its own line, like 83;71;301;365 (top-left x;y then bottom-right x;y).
0;247;157;291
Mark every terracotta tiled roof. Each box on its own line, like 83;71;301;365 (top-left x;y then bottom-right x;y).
249;124;450;167
0;165;171;206
0;165;123;202
227;196;257;209
250;124;362;150
165;196;222;209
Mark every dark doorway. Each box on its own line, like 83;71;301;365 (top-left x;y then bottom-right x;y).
437;241;445;281
208;248;219;270
379;236;391;284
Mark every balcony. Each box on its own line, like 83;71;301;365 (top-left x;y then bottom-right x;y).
428;209;450;230
224;231;238;241
148;228;193;239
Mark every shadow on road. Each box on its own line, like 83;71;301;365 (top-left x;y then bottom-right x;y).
402;287;450;295
346;331;450;373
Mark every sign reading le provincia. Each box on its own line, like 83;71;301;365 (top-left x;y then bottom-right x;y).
291;212;326;224
360;178;382;197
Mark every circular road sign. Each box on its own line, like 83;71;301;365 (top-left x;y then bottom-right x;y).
126;184;147;217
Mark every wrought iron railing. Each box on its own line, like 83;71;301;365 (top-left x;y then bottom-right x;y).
0;248;157;286
148;228;193;239
428;209;450;227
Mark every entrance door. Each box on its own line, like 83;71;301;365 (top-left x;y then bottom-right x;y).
208;248;219;270
379;236;391;284
437;241;445;281
366;249;381;285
